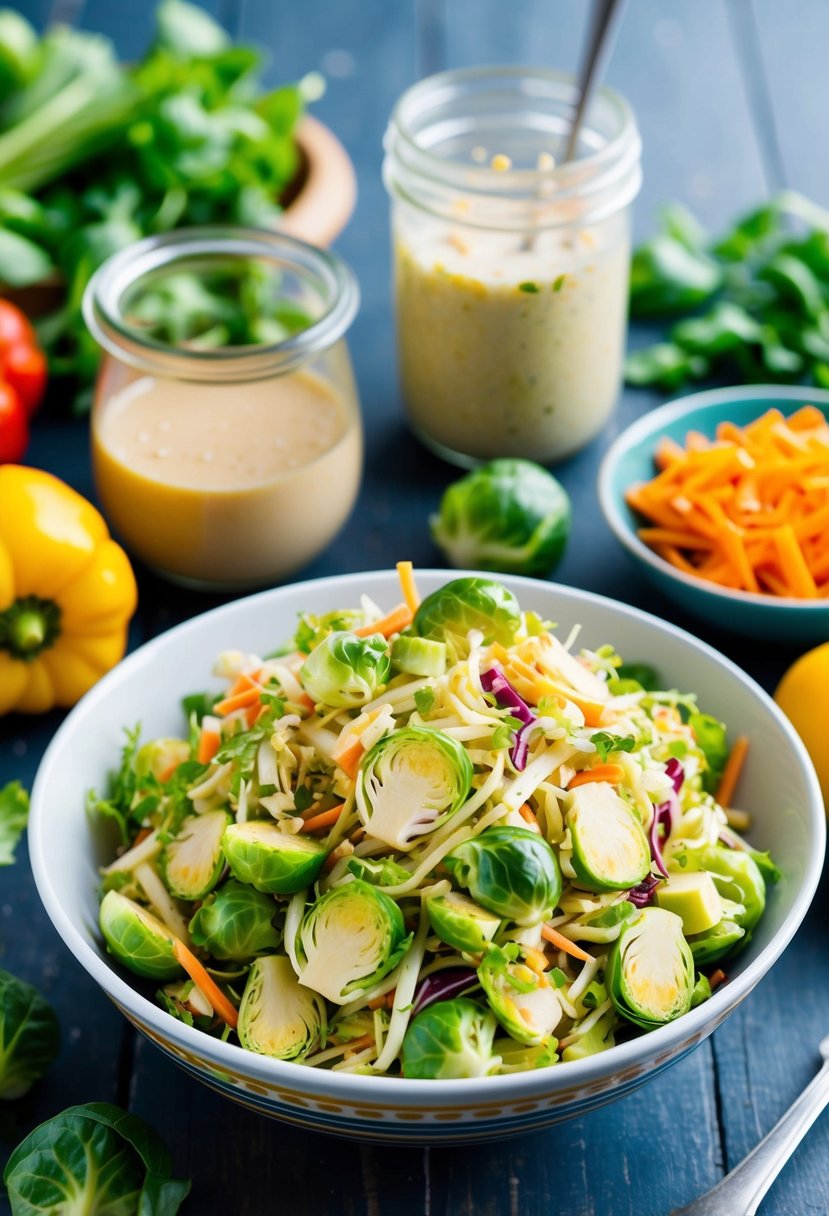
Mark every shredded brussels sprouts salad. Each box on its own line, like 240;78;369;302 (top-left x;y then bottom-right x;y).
90;566;778;1079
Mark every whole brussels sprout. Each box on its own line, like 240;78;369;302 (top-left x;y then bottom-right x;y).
357;725;473;851
99;891;182;982
444;825;562;926
300;631;391;708
188;880;282;961
431;459;571;577
412;577;522;661
0;968;59;1100
238;956;326;1061
222;821;327;894
401;998;499;1079
607;906;695;1029
294;880;411;1004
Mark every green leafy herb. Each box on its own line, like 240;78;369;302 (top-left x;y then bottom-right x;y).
0;780;28;865
591;732;635;763
413;686;435;716
627;191;829;390
293;785;313;813
519;281;540;293
688;712;729;794
552;274;566;292
0;967;59;1098
548;966;567;988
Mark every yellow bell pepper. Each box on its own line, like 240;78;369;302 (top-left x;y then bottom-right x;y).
0;465;137;715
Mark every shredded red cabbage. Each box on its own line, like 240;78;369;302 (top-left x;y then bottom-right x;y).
665;757;684;793
649;793;679;879
480;665;536;770
411;968;479;1017
480;667;535;726
628;873;662;907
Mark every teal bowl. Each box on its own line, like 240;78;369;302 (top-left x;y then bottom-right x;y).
598;385;829;642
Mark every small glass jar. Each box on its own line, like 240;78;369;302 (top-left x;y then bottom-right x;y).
83;227;361;590
383;66;642;467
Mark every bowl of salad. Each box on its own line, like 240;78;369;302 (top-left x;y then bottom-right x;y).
28;567;824;1142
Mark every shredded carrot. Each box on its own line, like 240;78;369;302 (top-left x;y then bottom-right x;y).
300;803;345;833
353;603;413;639
715;735;749;808
332;735;365;779
133;827;152;847
368;991;396;1011
172;939;238;1029
567;763;625;790
340;1033;376;1054
541;925;593;963
629;407;829;599
709;969;727;991
197;724;221;765
396;560;421;614
213;684;262;717
517;803;538;827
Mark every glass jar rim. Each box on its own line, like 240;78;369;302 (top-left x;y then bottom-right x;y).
83;226;360;382
384;64;641;229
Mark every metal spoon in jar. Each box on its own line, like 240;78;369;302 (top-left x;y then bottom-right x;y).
670;1032;829;1216
520;0;625;250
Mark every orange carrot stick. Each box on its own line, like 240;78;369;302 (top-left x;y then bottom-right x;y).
353;603;413;639
715;735;749;809
567;764;625;790
197;724;221;765
213;685;262;717
541;925;593;963
332;735;365;779
300;803;346;833
172;939;239;1029
517;803;538;827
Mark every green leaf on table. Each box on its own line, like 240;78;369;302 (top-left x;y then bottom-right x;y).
672;300;763;355
624;342;709;390
0;780;28;865
629;234;723;317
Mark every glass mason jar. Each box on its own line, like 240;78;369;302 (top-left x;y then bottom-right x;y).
83;227;361;590
383;66;642;467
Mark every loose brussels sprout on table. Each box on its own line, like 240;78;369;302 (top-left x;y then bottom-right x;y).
431;458;572;577
357;725;473;851
88;568;775;1080
3;1102;190;1215
0;966;59;1100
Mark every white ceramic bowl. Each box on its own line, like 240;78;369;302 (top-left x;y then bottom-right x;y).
29;571;825;1143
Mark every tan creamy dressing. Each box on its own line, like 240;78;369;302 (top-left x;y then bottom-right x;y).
92;366;362;588
394;216;630;464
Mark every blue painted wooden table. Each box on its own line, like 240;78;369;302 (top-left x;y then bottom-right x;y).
2;2;829;1212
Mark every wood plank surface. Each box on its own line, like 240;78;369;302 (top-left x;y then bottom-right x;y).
1;1;828;1213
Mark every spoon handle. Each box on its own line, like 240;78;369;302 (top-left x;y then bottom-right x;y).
563;0;626;162
671;1059;829;1216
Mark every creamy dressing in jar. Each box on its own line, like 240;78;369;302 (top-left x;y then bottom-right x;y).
384;67;642;466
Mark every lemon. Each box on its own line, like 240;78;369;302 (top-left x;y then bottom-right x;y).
774;643;829;810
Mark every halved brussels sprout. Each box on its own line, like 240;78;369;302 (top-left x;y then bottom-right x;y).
295;879;411;1004
401;998;499;1079
188;880;282;960
223;821;327;894
478;944;561;1046
412;577;522;661
566;783;651;892
686;918;745;966
444;825;562;926
561;1008;616;1062
688;846;766;931
299;631;391;708
135;737;190;781
99;890;182;981
607;907;695;1029
390;634;447;678
357;726;473;851
238;956;326;1061
427;892;501;954
430;458;571;578
161;810;231;901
